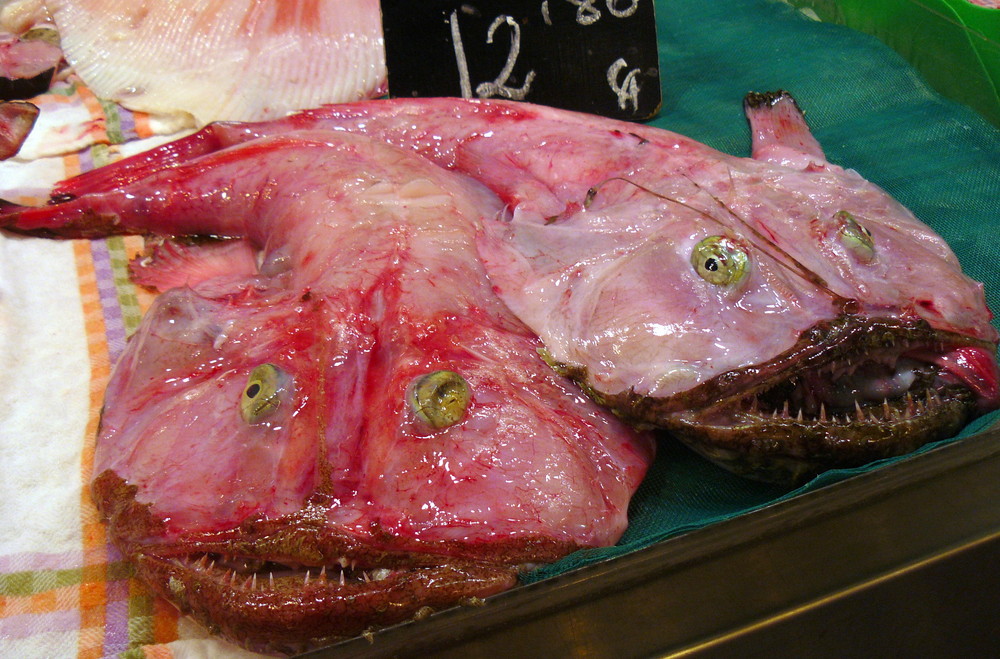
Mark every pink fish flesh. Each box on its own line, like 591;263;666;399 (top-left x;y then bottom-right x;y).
10;92;998;485
0;28;61;99
5;131;654;652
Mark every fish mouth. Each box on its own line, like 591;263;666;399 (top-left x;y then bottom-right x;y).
665;315;999;484
91;471;561;654
132;548;518;655
589;315;998;485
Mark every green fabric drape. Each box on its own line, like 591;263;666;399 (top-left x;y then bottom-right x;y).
525;0;1000;582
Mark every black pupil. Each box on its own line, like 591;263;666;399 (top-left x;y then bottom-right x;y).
246;383;261;399
704;258;719;272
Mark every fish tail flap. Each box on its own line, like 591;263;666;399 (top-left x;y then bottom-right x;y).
46;97;459;204
130;238;259;292
0;195;128;238
744;90;827;168
48;121;252;200
0;182;229;240
3;136;311;239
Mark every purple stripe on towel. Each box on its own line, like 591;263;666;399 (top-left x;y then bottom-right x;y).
118;108;138;143
0;549;83;573
90;241;128;362
102;577;131;655
0;610;82;639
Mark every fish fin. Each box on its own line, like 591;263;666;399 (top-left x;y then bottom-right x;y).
744;91;827;167
48;122;245;200
0;195;130;238
130;238;259;292
0;135;302;238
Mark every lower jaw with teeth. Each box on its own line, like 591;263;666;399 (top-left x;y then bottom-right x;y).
171;552;396;591
668;384;977;485
133;551;519;655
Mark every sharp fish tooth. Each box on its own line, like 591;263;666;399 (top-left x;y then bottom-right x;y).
196;554;209;571
252;573;257;591
796;408;803;422
320;566;328;582
339;569;346;587
269;572;275;589
782;400;789;418
304;569;311;586
819;403;827;423
855;400;865;422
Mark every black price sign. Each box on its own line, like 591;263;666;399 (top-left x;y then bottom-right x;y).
380;0;661;121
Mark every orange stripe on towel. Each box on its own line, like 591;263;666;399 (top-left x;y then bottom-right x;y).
73;239;111;659
74;85;110;146
133;112;155;141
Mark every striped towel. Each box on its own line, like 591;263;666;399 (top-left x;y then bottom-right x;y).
0;76;263;659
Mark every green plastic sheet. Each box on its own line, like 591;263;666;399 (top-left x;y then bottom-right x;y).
788;0;1000;127
525;0;1000;583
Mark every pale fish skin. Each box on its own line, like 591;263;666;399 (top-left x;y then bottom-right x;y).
2;128;654;653
19;93;999;484
2;0;386;125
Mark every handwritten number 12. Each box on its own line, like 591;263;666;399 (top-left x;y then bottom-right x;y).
451;11;536;101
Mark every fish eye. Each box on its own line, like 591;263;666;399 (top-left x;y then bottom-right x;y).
835;211;875;263
691;236;749;286
240;363;290;424
410;370;471;429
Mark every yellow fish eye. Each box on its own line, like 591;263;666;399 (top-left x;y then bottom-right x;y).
691;235;749;286
240;363;290;424
835;210;875;263
410;370;471;429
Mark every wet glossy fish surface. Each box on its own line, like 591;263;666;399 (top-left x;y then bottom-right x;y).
28;93;999;484
7;129;654;652
291;94;1000;482
2;93;997;651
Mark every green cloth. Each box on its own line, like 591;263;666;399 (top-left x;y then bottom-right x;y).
787;0;1000;127
525;0;1000;583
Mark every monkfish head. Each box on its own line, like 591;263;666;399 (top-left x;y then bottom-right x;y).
480;92;1000;484
73;130;655;655
91;277;652;653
